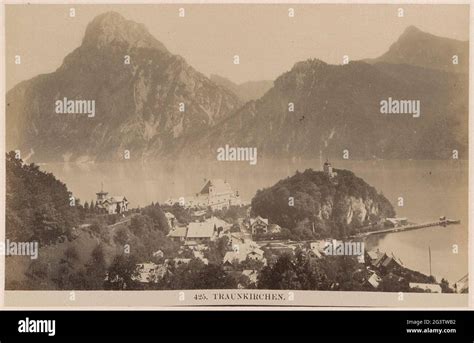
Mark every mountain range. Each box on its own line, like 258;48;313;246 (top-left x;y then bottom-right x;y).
6;12;469;162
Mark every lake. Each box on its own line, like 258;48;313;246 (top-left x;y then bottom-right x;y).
40;158;468;284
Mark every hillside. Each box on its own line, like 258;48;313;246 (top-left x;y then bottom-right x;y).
189;57;467;160
5;151;175;289
250;168;395;239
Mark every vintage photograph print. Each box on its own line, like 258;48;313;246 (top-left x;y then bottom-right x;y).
3;3;469;307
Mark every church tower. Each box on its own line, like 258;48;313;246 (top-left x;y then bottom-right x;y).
323;160;333;175
96;182;108;204
323;160;337;178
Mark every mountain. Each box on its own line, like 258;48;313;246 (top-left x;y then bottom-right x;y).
6;12;242;162
188;28;468;160
251;168;395;239
7;19;468;162
367;26;468;73
210;74;273;102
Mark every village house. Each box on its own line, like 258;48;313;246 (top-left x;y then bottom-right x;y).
247;248;265;261
223;243;266;266
134;262;167;283
268;223;282;234
260;242;295;255
165;258;192;268
192;210;207;220
310;240;332;256
454;274;468;293
367;273;382;289
167;226;187;242
250;216;269;235
95;185;128;214
205;216;232;233
228;233;245;247
307;245;323;259
186;221;216;244
173;216;231;245
366;249;384;264
369;250;403;272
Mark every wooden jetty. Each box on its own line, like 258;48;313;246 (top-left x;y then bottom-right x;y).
352;218;461;238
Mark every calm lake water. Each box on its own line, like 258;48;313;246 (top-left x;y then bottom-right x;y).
40;158;468;283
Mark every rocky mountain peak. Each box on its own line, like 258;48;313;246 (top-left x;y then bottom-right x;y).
82;11;168;52
291;58;328;72
401;25;422;36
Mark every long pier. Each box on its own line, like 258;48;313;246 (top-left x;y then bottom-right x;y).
352;219;461;238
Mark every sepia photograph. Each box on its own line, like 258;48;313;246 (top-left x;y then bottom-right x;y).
2;2;470;308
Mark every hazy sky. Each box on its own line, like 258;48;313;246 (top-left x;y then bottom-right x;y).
6;4;469;89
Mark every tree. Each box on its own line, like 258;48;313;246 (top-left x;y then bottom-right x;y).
257;251;367;291
84;245;107;289
157;260;237;290
206;236;230;264
258;253;300;289
440;278;453;293
142;203;170;233
114;227;129;246
104;255;140;290
5;151;80;244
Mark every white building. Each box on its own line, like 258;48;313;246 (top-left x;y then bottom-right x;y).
165;179;241;210
96;186;128;214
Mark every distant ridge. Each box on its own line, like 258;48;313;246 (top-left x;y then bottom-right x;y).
210;74;274;102
366;25;468;73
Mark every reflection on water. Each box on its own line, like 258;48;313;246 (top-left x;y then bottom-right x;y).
40;158;468;283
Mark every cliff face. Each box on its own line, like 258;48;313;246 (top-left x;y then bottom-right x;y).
319;197;380;227
251;168;395;238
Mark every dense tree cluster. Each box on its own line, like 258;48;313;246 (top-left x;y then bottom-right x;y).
6;151;80;244
155;259;237;290
258;251;370;291
251;168;395;238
